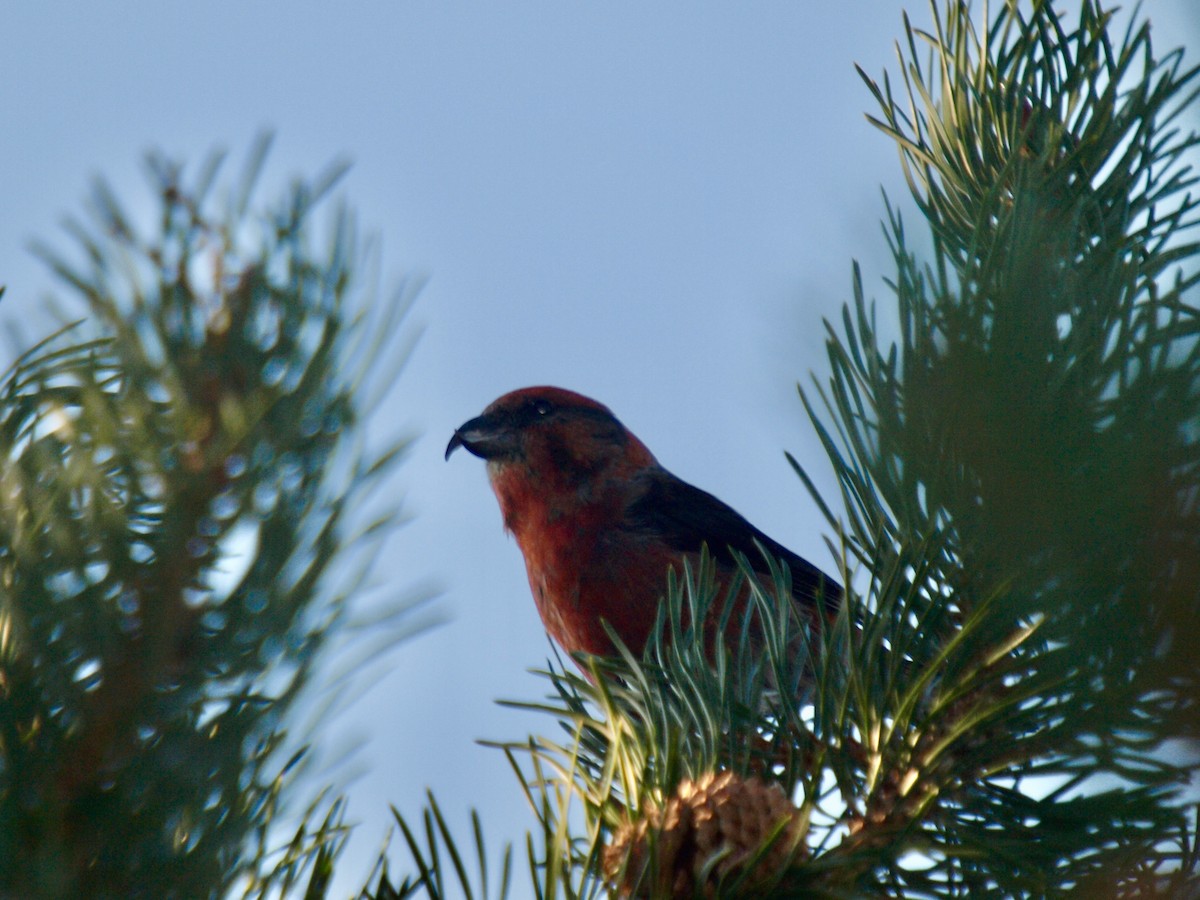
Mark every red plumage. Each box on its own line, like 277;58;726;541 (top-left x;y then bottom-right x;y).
446;386;840;660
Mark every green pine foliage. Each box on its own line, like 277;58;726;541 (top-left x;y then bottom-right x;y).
379;1;1199;897
0;136;422;897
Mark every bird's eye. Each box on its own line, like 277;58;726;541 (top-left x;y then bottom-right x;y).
533;400;552;416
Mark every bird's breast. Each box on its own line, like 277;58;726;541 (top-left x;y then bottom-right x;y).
487;465;682;657
511;503;677;658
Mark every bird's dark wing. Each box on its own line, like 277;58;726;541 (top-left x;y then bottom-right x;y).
624;468;842;612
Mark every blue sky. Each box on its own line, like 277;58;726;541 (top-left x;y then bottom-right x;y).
3;2;1196;895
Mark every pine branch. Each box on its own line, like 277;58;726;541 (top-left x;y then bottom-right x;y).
0;136;422;896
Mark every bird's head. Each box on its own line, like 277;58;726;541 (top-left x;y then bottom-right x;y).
446;386;656;492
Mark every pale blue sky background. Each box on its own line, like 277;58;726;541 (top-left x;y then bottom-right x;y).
2;2;1196;896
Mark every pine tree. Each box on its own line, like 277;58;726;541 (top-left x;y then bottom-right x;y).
382;1;1200;897
0;136;425;897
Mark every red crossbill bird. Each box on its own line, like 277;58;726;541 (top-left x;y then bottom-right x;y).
445;386;841;661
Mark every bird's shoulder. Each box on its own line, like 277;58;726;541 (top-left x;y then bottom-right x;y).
622;467;831;593
624;468;840;609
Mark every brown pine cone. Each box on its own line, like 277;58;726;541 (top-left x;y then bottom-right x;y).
603;771;807;898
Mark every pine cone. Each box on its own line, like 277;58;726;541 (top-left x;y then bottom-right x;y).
603;771;807;898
